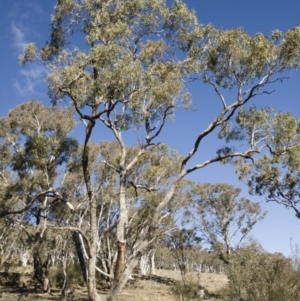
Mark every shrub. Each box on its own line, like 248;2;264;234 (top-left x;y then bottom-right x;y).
170;272;203;301
49;263;84;289
224;242;300;301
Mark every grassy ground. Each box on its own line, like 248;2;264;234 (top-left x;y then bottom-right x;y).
0;267;228;301
111;271;228;301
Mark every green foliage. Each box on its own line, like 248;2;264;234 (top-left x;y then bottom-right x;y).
14;0;300;299
233;108;300;218
170;273;202;301
218;106;274;148
191;183;266;259
167;228;201;279
19;43;36;65
224;241;300;301
50;263;85;288
166;228;204;301
190;26;300;89
36;0;200;127
0;100;78;230
280;26;300;66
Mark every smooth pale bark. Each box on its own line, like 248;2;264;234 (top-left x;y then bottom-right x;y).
140;254;148;275
19;250;30;267
33;201;51;293
87;195;102;301
150;251;156;275
81;122;103;301
113;171;128;285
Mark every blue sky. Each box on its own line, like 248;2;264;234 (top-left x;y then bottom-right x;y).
1;0;300;256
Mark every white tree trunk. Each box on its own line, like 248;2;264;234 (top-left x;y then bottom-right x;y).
150;251;156;275
140;254;148;276
19;250;30;267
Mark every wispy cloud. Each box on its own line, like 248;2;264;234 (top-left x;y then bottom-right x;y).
11;22;27;52
9;2;48;97
13;65;48;97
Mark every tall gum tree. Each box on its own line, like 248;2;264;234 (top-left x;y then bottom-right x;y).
20;0;300;300
0;100;78;292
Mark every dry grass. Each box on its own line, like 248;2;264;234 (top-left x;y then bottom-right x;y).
0;269;228;301
104;270;228;301
156;270;228;295
110;279;175;301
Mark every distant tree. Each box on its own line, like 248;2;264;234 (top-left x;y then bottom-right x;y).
166;227;201;284
191;183;266;261
19;0;300;300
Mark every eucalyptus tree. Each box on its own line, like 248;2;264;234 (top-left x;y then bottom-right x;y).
234;109;300;218
46;140;120;283
0;218;19;268
191;183;266;261
19;0;300;299
165;227;201;283
95;141;186;281
0;100;78;292
50;140;186;286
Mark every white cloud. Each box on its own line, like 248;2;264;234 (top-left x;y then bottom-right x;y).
19;66;47;79
9;2;48;97
11;22;27;52
9;1;45;53
14;65;48;97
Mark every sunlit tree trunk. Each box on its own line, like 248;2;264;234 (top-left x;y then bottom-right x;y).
81;122;103;301
113;171;128;288
86;195;102;301
108;258;139;301
33;199;51;293
150;250;156;275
